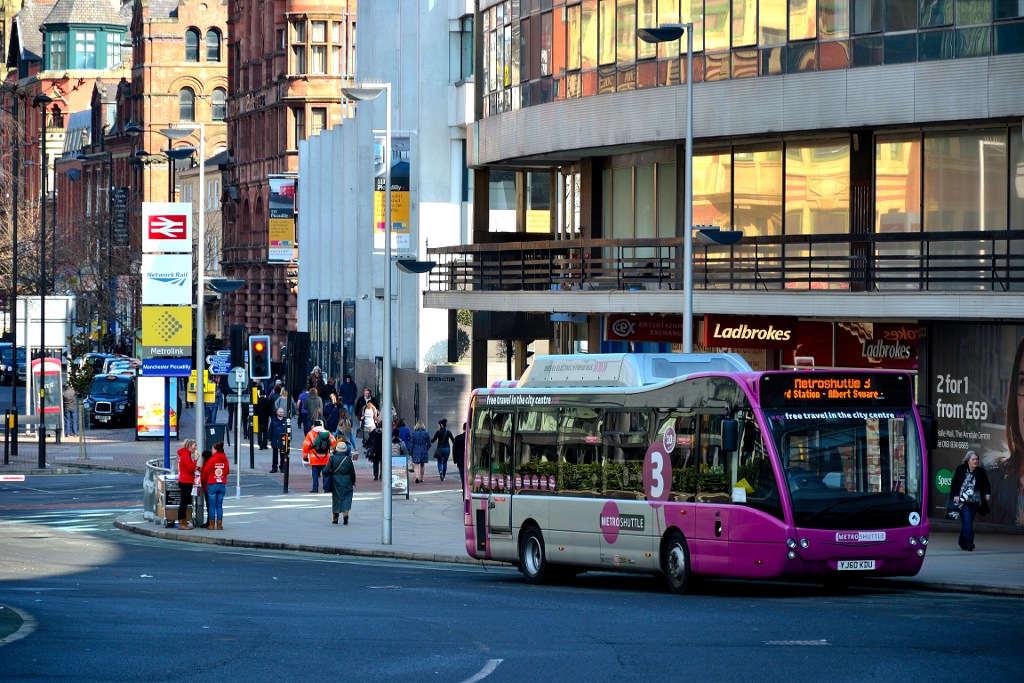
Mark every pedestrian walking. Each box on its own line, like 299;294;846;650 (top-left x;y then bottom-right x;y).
326;440;357;524
302;418;336;493
950;449;992;551
202;442;230;530
396;418;411;453
269;407;289;473
323;393;340;434
296;385;310;435
340;375;358;423
62;382;78;437
255;390;273;450
336;408;355;457
360;398;379;455
176;438;198;530
367;420;384;481
431;419;455;481
410;421;431;483
452;422;467;490
304;387;324;434
355;387;375;428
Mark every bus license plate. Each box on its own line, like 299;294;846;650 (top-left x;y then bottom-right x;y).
97;416;110;422
838;560;875;571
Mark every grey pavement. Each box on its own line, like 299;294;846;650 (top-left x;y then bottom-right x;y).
3;409;1022;597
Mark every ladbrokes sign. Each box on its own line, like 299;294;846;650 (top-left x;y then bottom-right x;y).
704;315;795;349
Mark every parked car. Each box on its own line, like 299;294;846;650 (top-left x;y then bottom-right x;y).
0;344;26;385
76;353;114;376
82;374;138;428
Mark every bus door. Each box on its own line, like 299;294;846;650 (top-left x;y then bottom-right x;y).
487;410;515;536
693;412;732;576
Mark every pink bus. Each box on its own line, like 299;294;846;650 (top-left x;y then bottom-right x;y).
464;354;934;592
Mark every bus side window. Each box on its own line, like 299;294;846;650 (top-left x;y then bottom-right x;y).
658;410;696;502
469;409;492;494
697;414;732;503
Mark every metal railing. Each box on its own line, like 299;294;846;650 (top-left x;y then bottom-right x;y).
426;230;1024;294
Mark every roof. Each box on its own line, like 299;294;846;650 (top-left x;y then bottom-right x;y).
13;2;56;64
61;109;91;156
144;0;182;20
43;0;126;27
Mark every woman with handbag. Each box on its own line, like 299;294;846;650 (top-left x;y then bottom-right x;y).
949;449;992;551
326;439;357;525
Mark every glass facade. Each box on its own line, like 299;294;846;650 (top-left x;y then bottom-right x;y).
480;0;1024;115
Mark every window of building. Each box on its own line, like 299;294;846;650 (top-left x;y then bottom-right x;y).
75;31;96;69
48;31;67;70
186;28;201;62
310;21;327;74
107;32;124;67
212;88;227;121
454;15;474;82
206;29;222;62
310;107;327;136
179;88;196;121
293;107;306;144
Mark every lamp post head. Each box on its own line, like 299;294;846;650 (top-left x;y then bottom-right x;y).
636;24;687;43
33;92;53;108
341;83;389;102
125;123;142;136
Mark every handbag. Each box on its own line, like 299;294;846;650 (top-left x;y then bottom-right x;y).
944;496;963;521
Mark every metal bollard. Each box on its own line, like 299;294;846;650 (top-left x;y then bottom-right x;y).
282;420;291;494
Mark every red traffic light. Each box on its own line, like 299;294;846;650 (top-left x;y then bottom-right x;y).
254;341;265;352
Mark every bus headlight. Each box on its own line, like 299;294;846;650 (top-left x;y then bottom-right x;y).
917;548;925;557
919;536;928;546
909;536;917;545
787;550;796;560
799;539;809;549
786;539;797;549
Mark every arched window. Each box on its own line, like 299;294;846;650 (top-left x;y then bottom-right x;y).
179;87;196;121
206;29;222;62
212;88;227;121
185;28;201;62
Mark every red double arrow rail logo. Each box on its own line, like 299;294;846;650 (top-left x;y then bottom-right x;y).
147;214;188;239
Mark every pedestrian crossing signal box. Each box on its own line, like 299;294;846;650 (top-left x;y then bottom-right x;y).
187;370;216;404
156;474;192;528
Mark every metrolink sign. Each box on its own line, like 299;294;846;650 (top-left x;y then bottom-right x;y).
141;202;194;361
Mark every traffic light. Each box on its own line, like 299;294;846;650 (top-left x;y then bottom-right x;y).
248;335;271;379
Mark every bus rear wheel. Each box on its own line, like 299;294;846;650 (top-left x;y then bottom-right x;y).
661;531;692;594
518;526;550;584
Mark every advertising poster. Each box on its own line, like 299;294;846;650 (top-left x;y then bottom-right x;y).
140;306;193;358
391;455;410;499
930;323;1024;528
137;375;179;438
268;175;297;263
372;135;410;251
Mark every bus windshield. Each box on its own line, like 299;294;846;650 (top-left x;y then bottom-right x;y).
763;409;924;530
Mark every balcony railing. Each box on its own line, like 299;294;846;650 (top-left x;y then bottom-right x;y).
426;230;1024;294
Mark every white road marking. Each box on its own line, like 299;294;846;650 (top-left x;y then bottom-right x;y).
459;659;503;683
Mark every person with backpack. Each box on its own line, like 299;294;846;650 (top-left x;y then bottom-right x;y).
431;418;455;482
390;428;410;485
410;421;432;484
301;418;336;493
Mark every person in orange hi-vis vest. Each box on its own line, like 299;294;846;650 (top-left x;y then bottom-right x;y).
302;419;337;493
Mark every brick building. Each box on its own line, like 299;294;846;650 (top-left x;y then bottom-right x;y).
223;0;357;357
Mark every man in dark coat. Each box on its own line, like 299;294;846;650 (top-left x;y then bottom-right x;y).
255;389;274;450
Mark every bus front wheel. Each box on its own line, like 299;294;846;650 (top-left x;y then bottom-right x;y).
661;531;692;594
518;526;549;584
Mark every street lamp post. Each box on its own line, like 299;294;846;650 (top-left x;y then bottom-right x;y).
341;82;394;545
637;24;694;352
33;93;51;468
160;124;206;462
76;150;116;346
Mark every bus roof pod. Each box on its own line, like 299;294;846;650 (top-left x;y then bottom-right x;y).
516;353;753;389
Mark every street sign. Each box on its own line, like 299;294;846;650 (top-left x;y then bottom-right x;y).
141;358;192;377
225;394;251;404
206;354;232;375
227;366;248;390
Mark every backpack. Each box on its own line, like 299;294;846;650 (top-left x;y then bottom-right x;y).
391;441;403;458
313;429;332;454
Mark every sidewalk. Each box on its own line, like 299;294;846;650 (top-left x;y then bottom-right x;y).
4;417;1023;597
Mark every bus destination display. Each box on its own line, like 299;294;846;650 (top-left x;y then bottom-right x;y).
759;372;913;408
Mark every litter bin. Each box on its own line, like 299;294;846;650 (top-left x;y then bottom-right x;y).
204;422;226;447
155;474;191;528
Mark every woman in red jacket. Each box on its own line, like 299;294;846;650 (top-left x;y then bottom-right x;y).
202;441;231;530
176;438;198;530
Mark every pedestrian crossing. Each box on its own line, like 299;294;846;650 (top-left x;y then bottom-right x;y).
0;508;125;534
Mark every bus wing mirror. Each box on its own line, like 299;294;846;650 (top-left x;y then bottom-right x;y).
920;416;938;451
720;419;739;453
